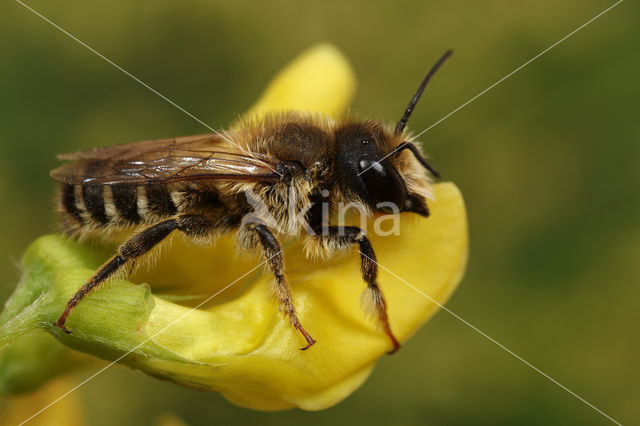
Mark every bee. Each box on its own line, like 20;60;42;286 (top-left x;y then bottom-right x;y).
51;50;453;353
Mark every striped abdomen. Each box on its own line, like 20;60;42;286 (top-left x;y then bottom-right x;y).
59;183;181;234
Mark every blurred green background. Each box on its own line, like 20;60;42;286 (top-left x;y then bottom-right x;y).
1;0;639;425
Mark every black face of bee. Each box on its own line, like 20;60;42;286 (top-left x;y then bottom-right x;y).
335;123;409;212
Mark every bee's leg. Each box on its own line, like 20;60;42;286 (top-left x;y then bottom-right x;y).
248;223;315;350
54;214;213;334
311;225;400;354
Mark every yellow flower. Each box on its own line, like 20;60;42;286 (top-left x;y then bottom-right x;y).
0;43;467;411
0;377;85;426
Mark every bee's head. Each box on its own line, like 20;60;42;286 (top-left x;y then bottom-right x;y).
334;49;452;217
334;122;437;216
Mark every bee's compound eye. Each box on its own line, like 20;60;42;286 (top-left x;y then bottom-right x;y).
358;159;407;211
358;159;383;174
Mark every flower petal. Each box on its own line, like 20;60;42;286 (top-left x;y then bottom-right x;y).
0;377;85;426
244;43;356;118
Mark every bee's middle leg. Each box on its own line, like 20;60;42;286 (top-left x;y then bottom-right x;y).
246;223;315;350
54;214;214;333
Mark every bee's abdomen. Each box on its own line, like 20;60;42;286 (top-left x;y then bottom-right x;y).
58;183;178;234
144;184;178;217
60;184;84;229
111;185;142;224
82;185;108;225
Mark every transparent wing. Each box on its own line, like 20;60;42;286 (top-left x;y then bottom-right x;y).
51;134;280;185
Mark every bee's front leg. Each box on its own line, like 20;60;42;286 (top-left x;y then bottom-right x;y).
241;222;315;350
307;225;400;354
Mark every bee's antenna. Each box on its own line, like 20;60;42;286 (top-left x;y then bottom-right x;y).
393;142;440;178
394;49;453;136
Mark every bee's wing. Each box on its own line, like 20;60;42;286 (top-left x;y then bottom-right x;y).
51;134;280;185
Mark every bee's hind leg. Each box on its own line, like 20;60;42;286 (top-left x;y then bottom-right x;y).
54;214;214;333
245;223;315;350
